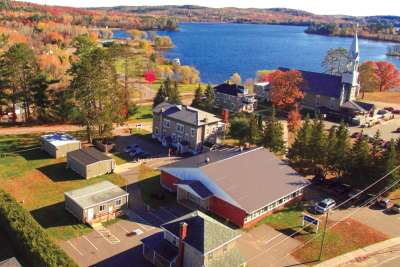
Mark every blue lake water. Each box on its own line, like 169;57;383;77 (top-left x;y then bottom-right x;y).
156;23;400;84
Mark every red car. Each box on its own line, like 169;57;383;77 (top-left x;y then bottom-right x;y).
395;128;400;133
392;110;400;115
384;107;395;112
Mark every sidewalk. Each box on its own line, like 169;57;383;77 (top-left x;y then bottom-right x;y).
315;237;400;267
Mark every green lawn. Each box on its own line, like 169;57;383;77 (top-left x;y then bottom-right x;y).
128;105;153;123
136;164;175;208
0;134;127;241
150;80;205;94
255;202;304;230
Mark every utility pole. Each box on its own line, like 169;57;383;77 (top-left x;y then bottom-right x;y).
318;210;329;261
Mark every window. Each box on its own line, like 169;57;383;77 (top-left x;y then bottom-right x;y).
330;97;336;109
99;204;106;212
191;128;196;137
177;136;182;143
177;123;184;133
164;119;170;128
155;128;159;135
116;199;122;206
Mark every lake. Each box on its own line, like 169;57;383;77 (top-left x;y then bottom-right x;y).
156;23;400;83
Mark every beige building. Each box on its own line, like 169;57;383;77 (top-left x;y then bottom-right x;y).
214;83;257;113
65;181;128;225
67;147;115;179
152;102;225;154
142;210;246;267
41;133;81;158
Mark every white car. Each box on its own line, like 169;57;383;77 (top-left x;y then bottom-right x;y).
315;198;336;214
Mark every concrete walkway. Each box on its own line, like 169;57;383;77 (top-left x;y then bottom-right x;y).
315;237;400;267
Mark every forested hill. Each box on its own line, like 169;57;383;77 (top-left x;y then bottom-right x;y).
96;5;400;27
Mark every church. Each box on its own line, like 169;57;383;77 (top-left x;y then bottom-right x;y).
280;30;375;120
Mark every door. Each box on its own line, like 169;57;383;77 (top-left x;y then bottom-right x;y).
87;208;94;222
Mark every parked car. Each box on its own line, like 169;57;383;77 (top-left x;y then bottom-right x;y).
377;109;388;115
125;144;139;153
384;107;395;112
395;128;400;133
315;198;336;214
391;203;400;214
348;189;363;199
376;197;392;209
392;109;400;115
336;184;352;195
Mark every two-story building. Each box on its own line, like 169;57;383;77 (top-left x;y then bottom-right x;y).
142;210;246;267
214;83;257;113
152;102;225;155
160;147;309;228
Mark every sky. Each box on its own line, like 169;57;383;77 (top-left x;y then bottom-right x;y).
18;0;400;16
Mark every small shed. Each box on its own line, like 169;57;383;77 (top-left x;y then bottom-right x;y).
67;147;115;179
41;133;81;158
64;181;129;224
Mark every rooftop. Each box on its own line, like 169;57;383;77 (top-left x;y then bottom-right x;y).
67;147;112;166
65;181;128;209
279;67;343;98
162;147;309;213
161;210;241;254
41;133;79;147
214;83;248;96
0;258;22;267
153;102;221;126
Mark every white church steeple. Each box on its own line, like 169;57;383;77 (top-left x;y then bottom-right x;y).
349;25;360;73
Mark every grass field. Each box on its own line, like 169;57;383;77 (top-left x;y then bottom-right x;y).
150;80;205;94
128;105;153;123
362;92;400;105
253;202;388;263
0;134;126;240
136;164;175;208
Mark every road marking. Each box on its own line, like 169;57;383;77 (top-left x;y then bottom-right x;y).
67;240;83;256
82;236;98;251
96;226;120;245
160;206;178;219
117;224;130;234
264;233;284;245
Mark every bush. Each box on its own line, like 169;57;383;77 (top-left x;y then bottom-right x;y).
0;190;77;267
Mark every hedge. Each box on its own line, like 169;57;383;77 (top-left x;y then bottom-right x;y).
0;189;77;267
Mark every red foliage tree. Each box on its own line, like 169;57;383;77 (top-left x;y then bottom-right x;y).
287;105;302;133
144;70;156;84
270;70;305;110
373;61;400;92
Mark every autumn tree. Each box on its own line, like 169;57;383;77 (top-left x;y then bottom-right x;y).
374;61;400;92
256;70;273;82
270;70;305;110
230;72;241;85
359;61;379;97
322;48;351;76
287;105;301;133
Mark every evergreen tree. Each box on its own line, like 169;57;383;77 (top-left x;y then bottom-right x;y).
163;77;172;98
323;126;338;176
204;83;215;111
263;109;285;154
288;115;312;168
345;136;372;188
31;74;51;121
191;84;204;108
309;118;327;174
378;140;400;191
371;130;383;161
168;81;182;104
229;114;249;145
331;121;351;180
248;113;260;145
153;84;167;107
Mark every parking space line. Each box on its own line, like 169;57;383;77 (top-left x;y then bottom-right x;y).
160;206;178;219
83;236;98;251
67;240;83;256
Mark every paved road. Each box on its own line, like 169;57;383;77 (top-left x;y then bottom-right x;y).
344;244;400;267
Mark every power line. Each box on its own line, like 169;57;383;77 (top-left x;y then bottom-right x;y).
267;167;400;267
246;164;400;265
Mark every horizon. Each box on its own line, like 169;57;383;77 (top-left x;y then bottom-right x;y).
16;0;400;17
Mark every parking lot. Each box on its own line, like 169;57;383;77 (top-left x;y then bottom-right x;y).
61;203;191;267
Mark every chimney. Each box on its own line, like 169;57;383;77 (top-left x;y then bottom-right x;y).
178;222;188;267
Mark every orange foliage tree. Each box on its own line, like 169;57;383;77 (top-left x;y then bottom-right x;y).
270;70;305;110
287;105;302;133
43;32;64;45
373;61;400;92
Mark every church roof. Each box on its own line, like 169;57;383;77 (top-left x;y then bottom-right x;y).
279;67;343;98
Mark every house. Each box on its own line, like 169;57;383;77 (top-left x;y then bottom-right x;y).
160;147;309;228
64;181;129;225
279;31;375;120
41;133;81;158
253;82;271;101
214;83;257;113
152;102;225;155
0;257;22;267
142;210;246;267
67;147;115;179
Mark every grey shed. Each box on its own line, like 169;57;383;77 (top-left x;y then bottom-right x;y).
67;147;115;179
64;181;129;224
41;133;81;158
